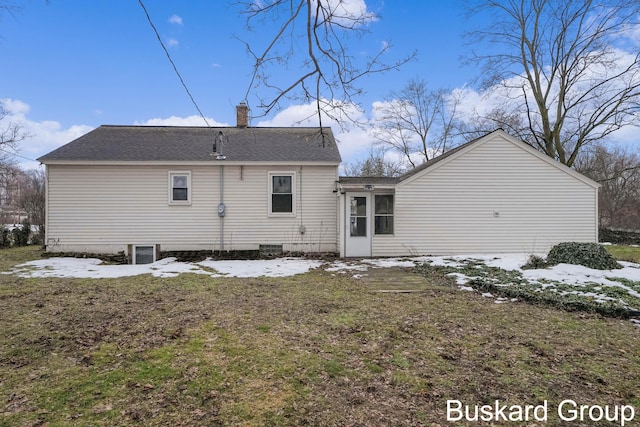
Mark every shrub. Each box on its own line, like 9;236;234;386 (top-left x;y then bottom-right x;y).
600;228;640;245
469;278;636;319
546;242;621;270
31;225;44;246
11;221;31;247
521;254;547;269
0;227;9;248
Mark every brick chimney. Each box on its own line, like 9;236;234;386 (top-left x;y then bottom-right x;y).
236;102;249;128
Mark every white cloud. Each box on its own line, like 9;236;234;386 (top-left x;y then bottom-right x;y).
256;103;320;127
168;14;183;25
166;37;179;48
256;101;374;164
0;98;376;172
314;0;378;26
1;101;232;171
450;67;640;148
337;126;373;165
0;98;94;170
135;115;229;127
2;98;30;115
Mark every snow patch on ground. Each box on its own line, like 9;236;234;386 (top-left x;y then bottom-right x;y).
5;254;480;280
7;253;640;296
324;261;369;273
362;258;420;268
10;252;638;325
521;262;640;297
197;258;323;278
6;257;205;279
2;254;640;327
8;257;324;279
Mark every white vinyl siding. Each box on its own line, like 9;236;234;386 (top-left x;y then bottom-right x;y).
371;134;599;256
225;166;337;253
45;164;339;254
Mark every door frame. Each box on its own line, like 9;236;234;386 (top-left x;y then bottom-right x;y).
344;191;372;257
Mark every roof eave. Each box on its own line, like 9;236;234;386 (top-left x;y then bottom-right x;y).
40;159;341;166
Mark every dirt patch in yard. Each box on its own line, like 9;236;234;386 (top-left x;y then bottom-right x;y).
3;279;216;361
1;249;640;426
353;265;447;291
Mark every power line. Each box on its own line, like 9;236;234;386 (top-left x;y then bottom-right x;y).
137;0;211;127
0;148;38;163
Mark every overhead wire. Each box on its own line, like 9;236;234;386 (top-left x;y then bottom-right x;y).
137;0;211;127
0;148;39;163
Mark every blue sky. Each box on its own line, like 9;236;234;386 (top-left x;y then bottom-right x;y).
4;1;637;170
1;0;481;168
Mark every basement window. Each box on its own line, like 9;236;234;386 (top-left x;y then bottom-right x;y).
169;171;191;205
133;245;155;265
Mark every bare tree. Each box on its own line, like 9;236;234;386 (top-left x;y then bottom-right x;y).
575;145;640;228
342;148;404;177
0;103;27;165
18;168;45;244
465;0;640;167
1;3;36;162
372;78;461;168
0;164;27;225
0;1;50;35
456;104;537;144
236;0;415;127
0;1;21;22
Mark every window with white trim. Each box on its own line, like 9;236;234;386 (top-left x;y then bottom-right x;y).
374;194;394;235
269;172;296;215
169;171;191;204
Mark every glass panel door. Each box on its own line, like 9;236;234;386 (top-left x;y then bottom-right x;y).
350;196;367;237
345;193;371;257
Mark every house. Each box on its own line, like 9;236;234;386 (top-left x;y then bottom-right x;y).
38;104;342;263
0;166;29;224
338;130;600;257
39;105;600;263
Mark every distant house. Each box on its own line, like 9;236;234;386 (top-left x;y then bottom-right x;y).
0;166;29;224
39;105;600;263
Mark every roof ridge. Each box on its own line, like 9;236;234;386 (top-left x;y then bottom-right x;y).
99;124;334;130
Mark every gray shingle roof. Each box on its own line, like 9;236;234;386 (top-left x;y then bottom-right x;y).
338;176;399;185
38;125;342;163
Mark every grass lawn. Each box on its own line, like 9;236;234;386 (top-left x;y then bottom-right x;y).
1;247;639;426
606;245;640;263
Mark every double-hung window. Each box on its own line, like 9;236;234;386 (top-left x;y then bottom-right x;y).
374;194;394;235
169;171;191;205
269;172;295;215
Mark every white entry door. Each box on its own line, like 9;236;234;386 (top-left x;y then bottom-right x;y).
345;192;371;257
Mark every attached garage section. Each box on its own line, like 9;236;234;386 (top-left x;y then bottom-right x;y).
342;130;600;257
